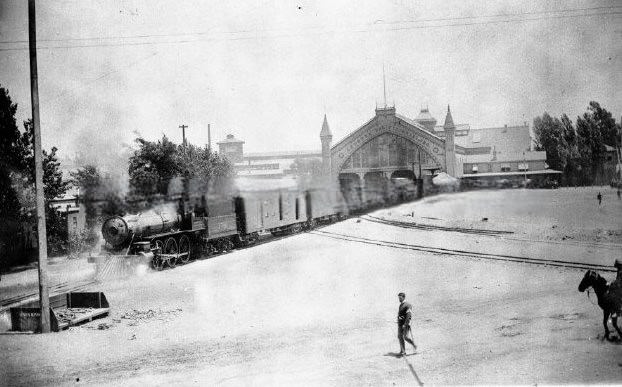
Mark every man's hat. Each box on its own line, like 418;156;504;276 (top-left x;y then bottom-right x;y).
398;292;405;297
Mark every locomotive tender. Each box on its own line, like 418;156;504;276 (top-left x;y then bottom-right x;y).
98;183;348;270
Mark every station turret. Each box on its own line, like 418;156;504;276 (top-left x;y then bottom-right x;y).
320;114;333;176
443;105;456;177
414;106;437;133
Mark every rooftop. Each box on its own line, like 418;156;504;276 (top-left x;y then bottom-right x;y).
243;150;321;160
437;124;532;153
415;107;436;122
463;150;547;164
217;134;245;144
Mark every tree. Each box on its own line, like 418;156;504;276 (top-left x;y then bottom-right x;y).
0;86;69;259
129;136;181;197
17;120;68;201
533;112;567;171
575;102;615;184
0;86;22;219
176;143;234;196
128;135;234;201
559;114;580;185
71;164;127;226
534;102;620;186
71;165;101;228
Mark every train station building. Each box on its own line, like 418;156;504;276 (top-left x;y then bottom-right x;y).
320;104;559;200
219;104;560;195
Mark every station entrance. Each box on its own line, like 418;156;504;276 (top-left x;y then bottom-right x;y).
329;107;448;208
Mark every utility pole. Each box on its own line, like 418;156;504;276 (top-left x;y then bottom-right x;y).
417;149;423;199
28;0;50;333
179;124;188;147
207;123;211;152
523;151;527;186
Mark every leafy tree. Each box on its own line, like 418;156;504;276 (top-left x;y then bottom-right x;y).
0;85;69;260
0;86;22;219
70;165;101;228
71;164;127;226
533;112;567;171
129;136;181;197
576;102;619;171
128;135;234;200
17;120;68;201
560;114;576;150
559;114;580;185
176;143;234;196
534;102;620;186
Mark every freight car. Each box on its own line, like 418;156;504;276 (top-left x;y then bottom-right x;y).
96;183;348;270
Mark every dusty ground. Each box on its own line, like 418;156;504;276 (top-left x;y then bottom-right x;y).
1;187;621;386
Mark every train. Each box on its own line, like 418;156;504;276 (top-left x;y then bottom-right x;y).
97;181;349;270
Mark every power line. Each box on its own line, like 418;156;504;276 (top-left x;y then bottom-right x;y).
376;4;622;26
1;9;621;52
47;51;159;102
1;4;620;45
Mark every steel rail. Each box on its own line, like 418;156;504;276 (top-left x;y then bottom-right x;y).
311;229;618;272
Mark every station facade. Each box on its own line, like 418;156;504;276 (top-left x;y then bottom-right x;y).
320;104;558;203
217;103;559;196
321;106;456;204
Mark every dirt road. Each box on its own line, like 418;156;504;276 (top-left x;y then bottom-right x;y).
1;188;621;385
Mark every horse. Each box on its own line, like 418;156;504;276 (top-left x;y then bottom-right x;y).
578;270;622;341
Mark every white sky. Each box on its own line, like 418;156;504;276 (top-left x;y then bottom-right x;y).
1;0;621;169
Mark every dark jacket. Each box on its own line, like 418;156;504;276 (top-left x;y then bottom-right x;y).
398;301;412;326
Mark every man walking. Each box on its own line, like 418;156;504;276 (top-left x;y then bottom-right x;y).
397;292;417;356
597;192;602;205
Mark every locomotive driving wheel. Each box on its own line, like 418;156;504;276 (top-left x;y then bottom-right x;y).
164;237;178;268
151;239;165;271
179;235;191;264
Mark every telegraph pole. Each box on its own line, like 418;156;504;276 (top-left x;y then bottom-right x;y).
417;149;423;199
207;123;211;152
28;0;50;333
179;124;188;146
523;151;527;186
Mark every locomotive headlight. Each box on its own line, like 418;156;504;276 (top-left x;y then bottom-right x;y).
101;216;131;248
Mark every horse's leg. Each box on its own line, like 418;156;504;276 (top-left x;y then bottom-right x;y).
602;311;611;341
612;315;622;341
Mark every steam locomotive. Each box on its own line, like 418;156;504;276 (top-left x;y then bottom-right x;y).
98;182;348;270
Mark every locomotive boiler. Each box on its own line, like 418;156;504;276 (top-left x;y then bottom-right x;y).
98;196;239;270
101;209;180;250
92;181;349;273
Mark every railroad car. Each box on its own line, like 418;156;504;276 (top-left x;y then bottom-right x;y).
95;182;349;270
305;186;348;227
235;187;308;237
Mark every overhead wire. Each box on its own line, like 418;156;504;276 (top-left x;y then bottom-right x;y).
1;6;620;52
0;4;620;45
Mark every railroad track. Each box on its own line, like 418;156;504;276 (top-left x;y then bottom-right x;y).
362;214;622;251
311;229;618;272
362;215;515;236
0;279;96;310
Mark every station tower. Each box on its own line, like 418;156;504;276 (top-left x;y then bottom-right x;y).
320;114;332;176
